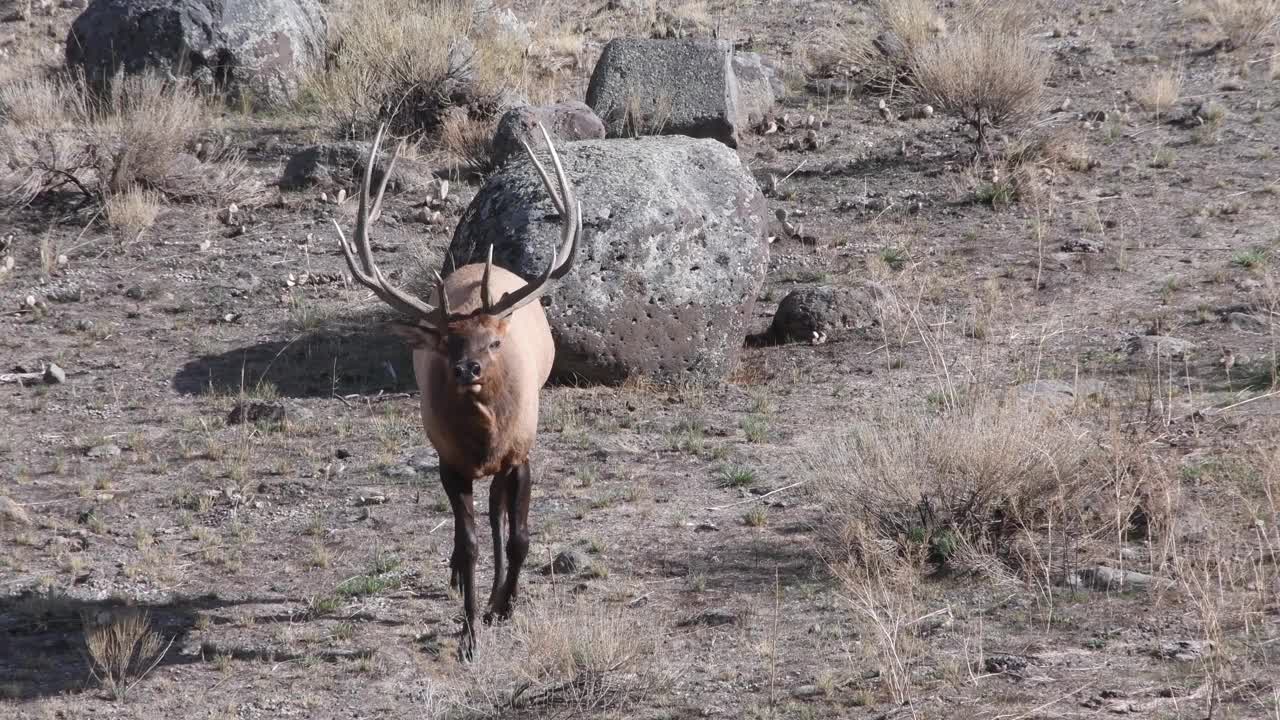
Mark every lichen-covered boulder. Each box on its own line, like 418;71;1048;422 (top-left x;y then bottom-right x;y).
446;136;769;384
585;37;743;148
490;102;606;168
66;0;326;108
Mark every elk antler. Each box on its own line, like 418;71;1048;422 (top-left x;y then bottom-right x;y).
482;122;582;320
332;124;443;326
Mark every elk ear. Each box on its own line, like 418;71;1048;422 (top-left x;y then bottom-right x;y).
386;321;440;351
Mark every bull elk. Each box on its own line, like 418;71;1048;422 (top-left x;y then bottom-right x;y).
331;122;581;659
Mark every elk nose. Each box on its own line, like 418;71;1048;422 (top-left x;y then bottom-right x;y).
453;360;482;383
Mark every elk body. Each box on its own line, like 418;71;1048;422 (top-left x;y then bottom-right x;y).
332;123;581;659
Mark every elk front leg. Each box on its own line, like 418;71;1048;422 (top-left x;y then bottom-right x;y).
441;465;478;659
489;462;531;622
485;472;508;624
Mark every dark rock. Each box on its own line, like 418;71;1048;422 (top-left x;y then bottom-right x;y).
586;37;744;147
446;136;769;385
754;285;876;345
491;101;605;168
1127;335;1194;360
1156;639;1212;661
66;0;327;108
226;400;287;426
677;608;739;627
541;549;589;576
984;653;1030;674
280;142;434;193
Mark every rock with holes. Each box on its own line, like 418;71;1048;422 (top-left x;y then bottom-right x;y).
490;102;606;168
446;136;769;385
585;37;744;147
755;285;877;345
279;142;434;193
66;0;327;108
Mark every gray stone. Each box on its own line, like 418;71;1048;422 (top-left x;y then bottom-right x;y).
446;136;769;385
43;363;66;384
1128;335;1195;360
1228;311;1269;334
677;608;739;627
1074;565;1170;591
542;549;589;576
731;51;781;126
1156;639;1213;661
756;286;876;345
279;142;434;193
491;101;606;168
586;37;744;148
66;0;327;108
86;443;121;459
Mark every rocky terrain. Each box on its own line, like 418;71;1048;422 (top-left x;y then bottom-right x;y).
1;0;1279;718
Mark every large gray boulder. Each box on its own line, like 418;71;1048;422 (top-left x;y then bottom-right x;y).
66;0;327;108
585;37;744;148
491;102;606;168
445;136;769;384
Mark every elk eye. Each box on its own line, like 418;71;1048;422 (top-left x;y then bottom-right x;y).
490;340;501;350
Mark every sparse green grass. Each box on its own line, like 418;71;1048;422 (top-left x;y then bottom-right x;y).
1232;247;1269;269
880;246;908;270
742;415;769;443
1149;146;1176;168
743;506;769;527
716;465;759;489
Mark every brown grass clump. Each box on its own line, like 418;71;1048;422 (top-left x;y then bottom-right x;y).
849;0;948;92
0;72;265;213
1135;67;1183;116
1187;0;1280;52
908;5;1050;152
463;593;666;716
104;187;164;242
806;397;1103;574
440;109;497;175
308;0;527;138
82;607;171;701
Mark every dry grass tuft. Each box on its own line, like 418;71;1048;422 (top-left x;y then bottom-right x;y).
806;397;1102;574
307;0;528;138
1135;67;1183;116
104;187;164;242
440;109;497;175
82;607;172;701
1187;0;1280;52
908;4;1050;152
849;0;948;92
0;72;265;213
463;593;666;716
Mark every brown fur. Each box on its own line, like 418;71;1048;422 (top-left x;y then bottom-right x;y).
398;263;554;478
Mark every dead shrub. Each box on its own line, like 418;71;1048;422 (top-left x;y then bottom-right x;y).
462;593;667;716
806;398;1103;574
440;109;497;175
1187;0;1280;52
104;186;163;242
82;607;172;701
0;72;265;212
848;0;947;92
309;0;527;138
1135;67;1183;116
908;7;1050;152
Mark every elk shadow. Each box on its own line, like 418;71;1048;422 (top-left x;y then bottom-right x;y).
172;313;417;398
0;590;297;700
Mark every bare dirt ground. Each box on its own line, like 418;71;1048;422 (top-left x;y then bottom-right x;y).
2;0;1279;718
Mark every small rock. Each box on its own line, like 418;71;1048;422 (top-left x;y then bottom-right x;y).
985;653;1030;674
677;608;739;627
1;496;32;526
43;363;66;384
124;285;147;300
1074;565;1168;591
226;401;287;426
695;522;720;532
1156;639;1212;661
355;488;389;506
86;444;121;459
1127;335;1194;360
792;685;823;698
542;549;589;576
335;448;352;460
1228;312;1268;334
